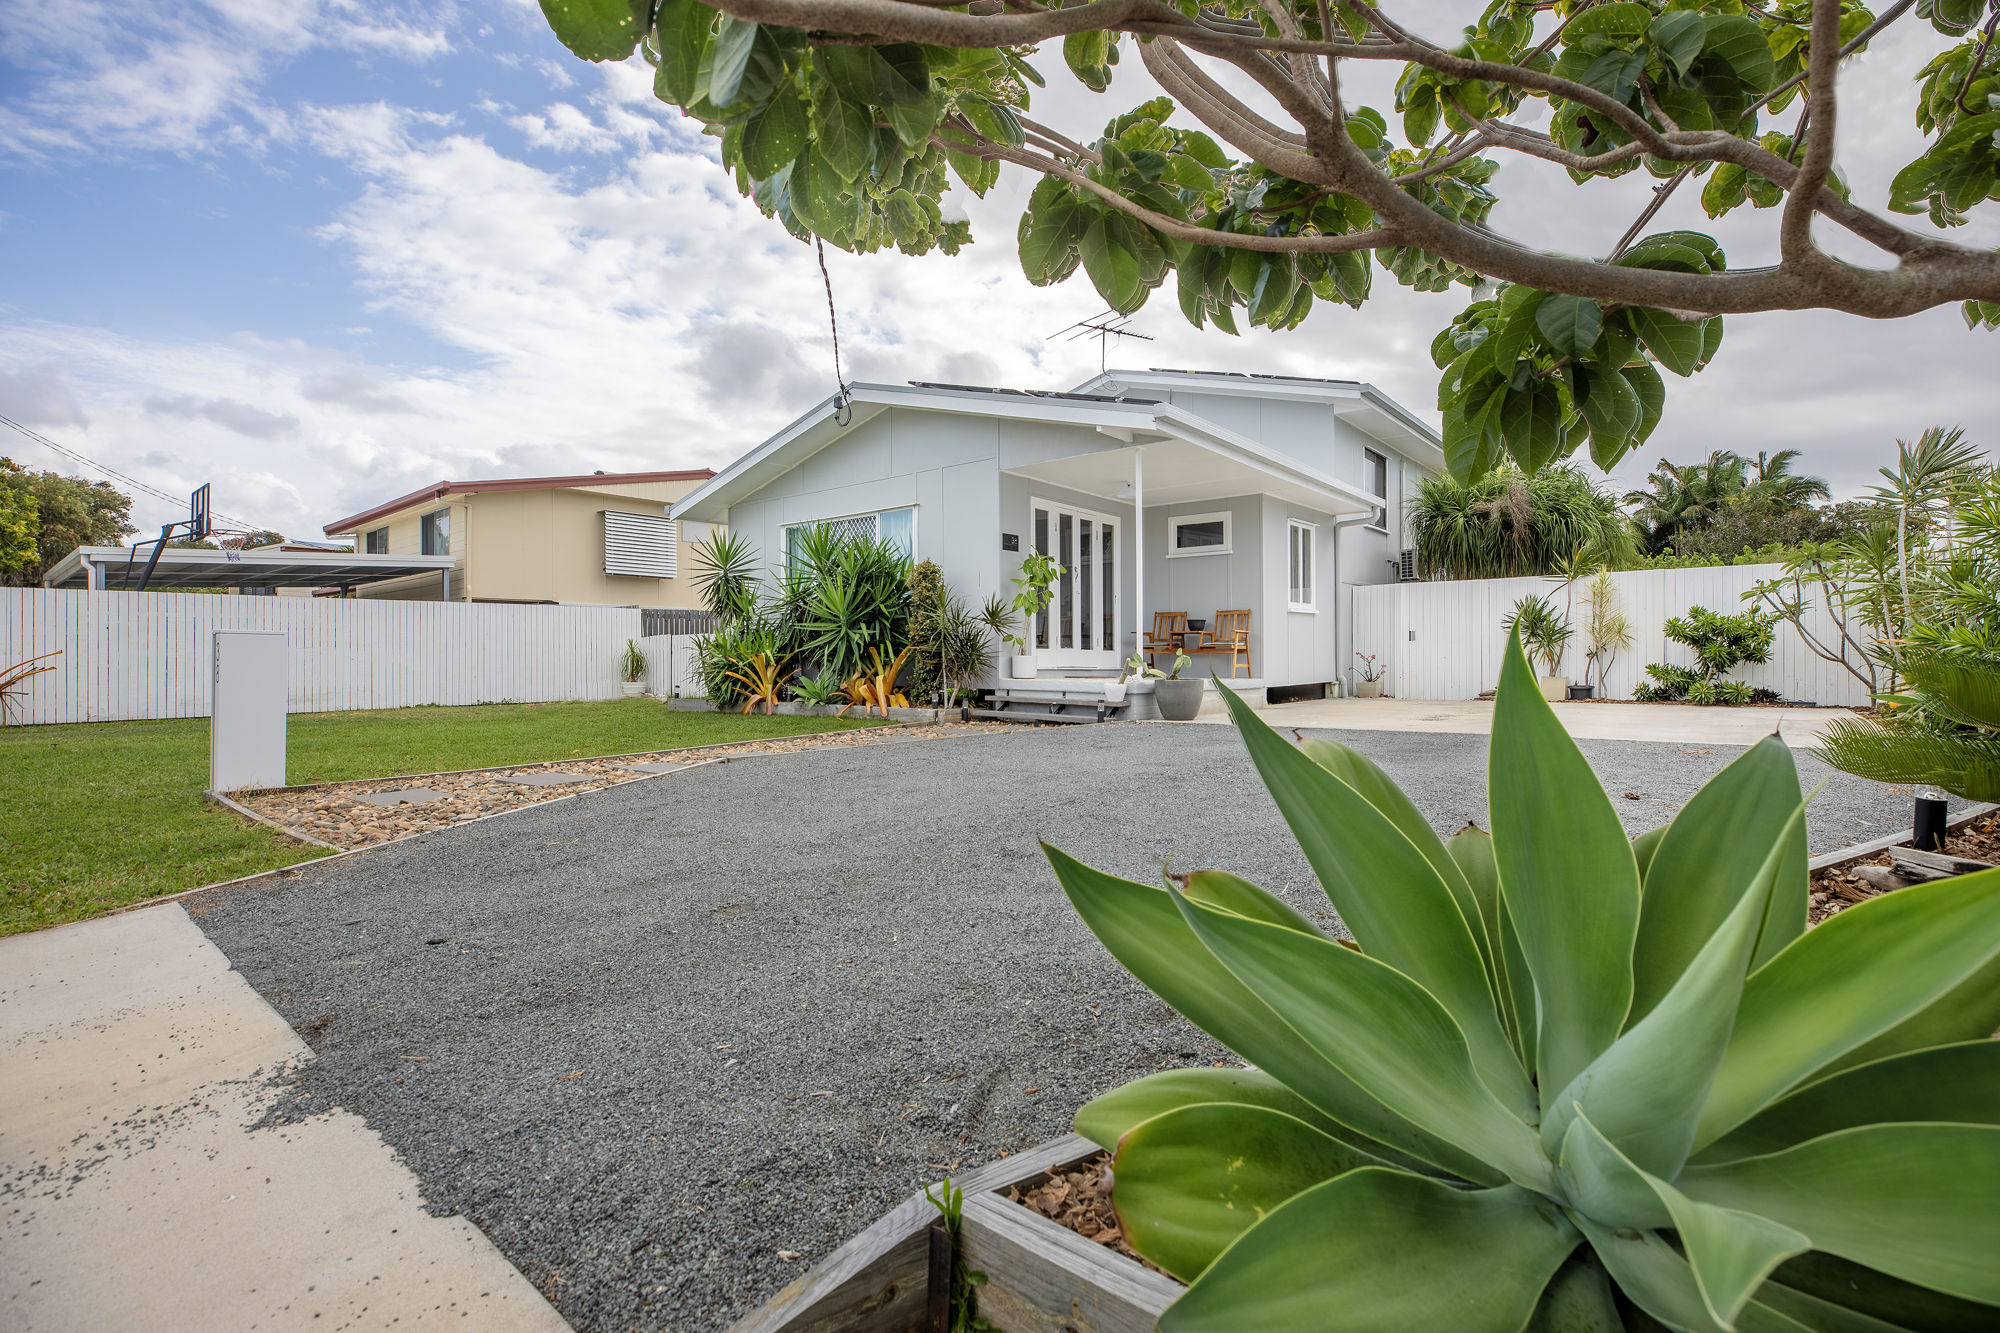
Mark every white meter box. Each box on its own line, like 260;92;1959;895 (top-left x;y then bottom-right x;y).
210;630;288;792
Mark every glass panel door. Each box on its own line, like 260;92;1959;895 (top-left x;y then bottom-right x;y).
1029;499;1119;667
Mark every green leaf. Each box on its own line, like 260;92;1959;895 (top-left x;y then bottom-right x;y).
887;92;937;146
1537;294;1604;358
1699;1041;2000;1165
1821;951;2000;1075
1075;1065;1370;1153
1181;869;1323;936
1564;1114;1809;1329
1501;382;1566;473
1217;686;1532;1120
1623;361;1666;443
1115;1102;1393;1280
1698;869;2000;1146
811;81;873;183
1160;1170;1579;1333
1167;880;1553;1189
1651;10;1709;79
1450;824;1536;1068
1542;812;1790;1179
1165;153;1215;192
1080;214;1145;313
1563;2;1653;41
1631;307;1706;375
739;85;807;179
1574;1217;1814;1333
1630;736;1804;1023
539;0;642;62
1679;1125;2000;1305
1043;845;1498;1179
1582;48;1648;101
1577;361;1641;468
652;0;712;104
1766;1251;2000;1332
1702;15;1780;96
707;17;799;111
1489;630;1641;1102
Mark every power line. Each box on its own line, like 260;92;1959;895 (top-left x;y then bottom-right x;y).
0;412;265;533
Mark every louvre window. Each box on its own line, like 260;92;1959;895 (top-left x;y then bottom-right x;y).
603;511;679;578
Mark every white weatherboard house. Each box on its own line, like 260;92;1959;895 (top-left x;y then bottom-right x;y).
673;370;1441;694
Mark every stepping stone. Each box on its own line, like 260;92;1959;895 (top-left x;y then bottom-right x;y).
353;787;449;807
620;761;692;774
497;772;592;786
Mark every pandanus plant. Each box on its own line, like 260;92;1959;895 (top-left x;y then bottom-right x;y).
1043;631;2000;1332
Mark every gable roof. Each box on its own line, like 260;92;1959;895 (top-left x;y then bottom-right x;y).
670;379;1387;524
324;468;714;537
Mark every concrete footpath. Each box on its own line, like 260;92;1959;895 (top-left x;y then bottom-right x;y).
0;904;570;1333
1225;694;1853;748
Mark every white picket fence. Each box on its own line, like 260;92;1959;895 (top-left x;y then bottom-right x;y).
1351;564;1875;708
1;588;654;725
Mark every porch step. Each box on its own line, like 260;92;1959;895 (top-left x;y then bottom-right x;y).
969;706;1121;725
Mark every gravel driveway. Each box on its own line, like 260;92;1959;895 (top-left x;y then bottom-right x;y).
191;723;1920;1332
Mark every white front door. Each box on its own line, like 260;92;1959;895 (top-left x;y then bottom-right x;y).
1030;498;1121;668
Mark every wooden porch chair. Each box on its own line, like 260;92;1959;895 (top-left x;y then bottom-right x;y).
1143;611;1187;666
1186;609;1252;678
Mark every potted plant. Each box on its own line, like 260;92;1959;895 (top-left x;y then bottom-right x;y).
1502;592;1572;701
1578;569;1633;700
982;552;1061;679
618;638;647;697
1354;652;1384;698
1152;652;1204;720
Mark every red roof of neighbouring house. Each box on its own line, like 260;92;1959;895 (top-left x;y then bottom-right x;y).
323;469;716;536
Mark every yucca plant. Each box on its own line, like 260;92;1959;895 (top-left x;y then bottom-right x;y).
1044;631;2000;1332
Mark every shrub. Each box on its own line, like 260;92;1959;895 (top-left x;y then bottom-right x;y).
1501;592;1570;677
904;560;948;704
1411;466;1630;581
1633;606;1776;704
1045;634;2000;1330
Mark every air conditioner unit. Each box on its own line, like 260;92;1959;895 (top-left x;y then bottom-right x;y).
1395;549;1419;582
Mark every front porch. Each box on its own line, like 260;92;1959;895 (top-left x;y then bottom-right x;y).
999;428;1376;688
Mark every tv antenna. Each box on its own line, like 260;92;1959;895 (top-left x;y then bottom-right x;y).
1047;310;1153;372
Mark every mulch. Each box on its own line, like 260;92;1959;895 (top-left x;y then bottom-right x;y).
1808;808;1998;925
236;721;1020;851
1004;1152;1167;1275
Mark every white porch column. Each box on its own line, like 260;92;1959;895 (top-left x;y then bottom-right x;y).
1132;448;1144;663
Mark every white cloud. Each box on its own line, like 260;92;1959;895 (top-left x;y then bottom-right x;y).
0;3;1991;548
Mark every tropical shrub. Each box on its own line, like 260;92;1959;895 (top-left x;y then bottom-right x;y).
1634;605;1775;704
688;528;760;625
1410;467;1629;581
723;650;791;716
1818;649;2000;802
789;672;844;707
905;560;948;704
619;638;647;685
933;593;994;707
1502;592;1571;678
691;617;780;710
790;528;912;683
1045;635;2000;1331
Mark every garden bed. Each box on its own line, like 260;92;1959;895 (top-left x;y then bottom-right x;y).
233;721;1018;851
1807;805;1996;924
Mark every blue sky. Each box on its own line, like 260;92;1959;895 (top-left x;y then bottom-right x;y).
1;1;1992;540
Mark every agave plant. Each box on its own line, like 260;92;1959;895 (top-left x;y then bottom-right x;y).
1045;632;2000;1332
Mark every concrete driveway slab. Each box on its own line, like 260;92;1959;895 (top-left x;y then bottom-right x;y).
1219;694;1854;747
0;904;569;1333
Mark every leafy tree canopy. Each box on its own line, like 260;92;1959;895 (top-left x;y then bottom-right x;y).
538;0;2000;483
0;462;134;587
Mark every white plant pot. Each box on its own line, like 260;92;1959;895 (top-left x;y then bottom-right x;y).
620;680;644;698
1007;653;1037;680
1103;681;1128;703
1356;680;1383;698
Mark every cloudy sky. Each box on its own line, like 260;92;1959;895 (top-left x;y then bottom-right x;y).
0;0;1991;540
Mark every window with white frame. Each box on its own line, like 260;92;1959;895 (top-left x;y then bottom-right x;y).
783;507;916;565
1364;449;1389;530
1167;511;1232;556
1288;520;1317;611
364;526;388;554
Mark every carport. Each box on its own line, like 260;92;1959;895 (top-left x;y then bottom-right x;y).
43;544;458;597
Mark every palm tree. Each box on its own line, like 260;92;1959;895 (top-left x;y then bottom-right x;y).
1868;425;1985;627
1622;450;1752;554
1746;449;1831;507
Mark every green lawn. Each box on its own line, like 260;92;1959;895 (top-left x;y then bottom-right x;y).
1;700;882;936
